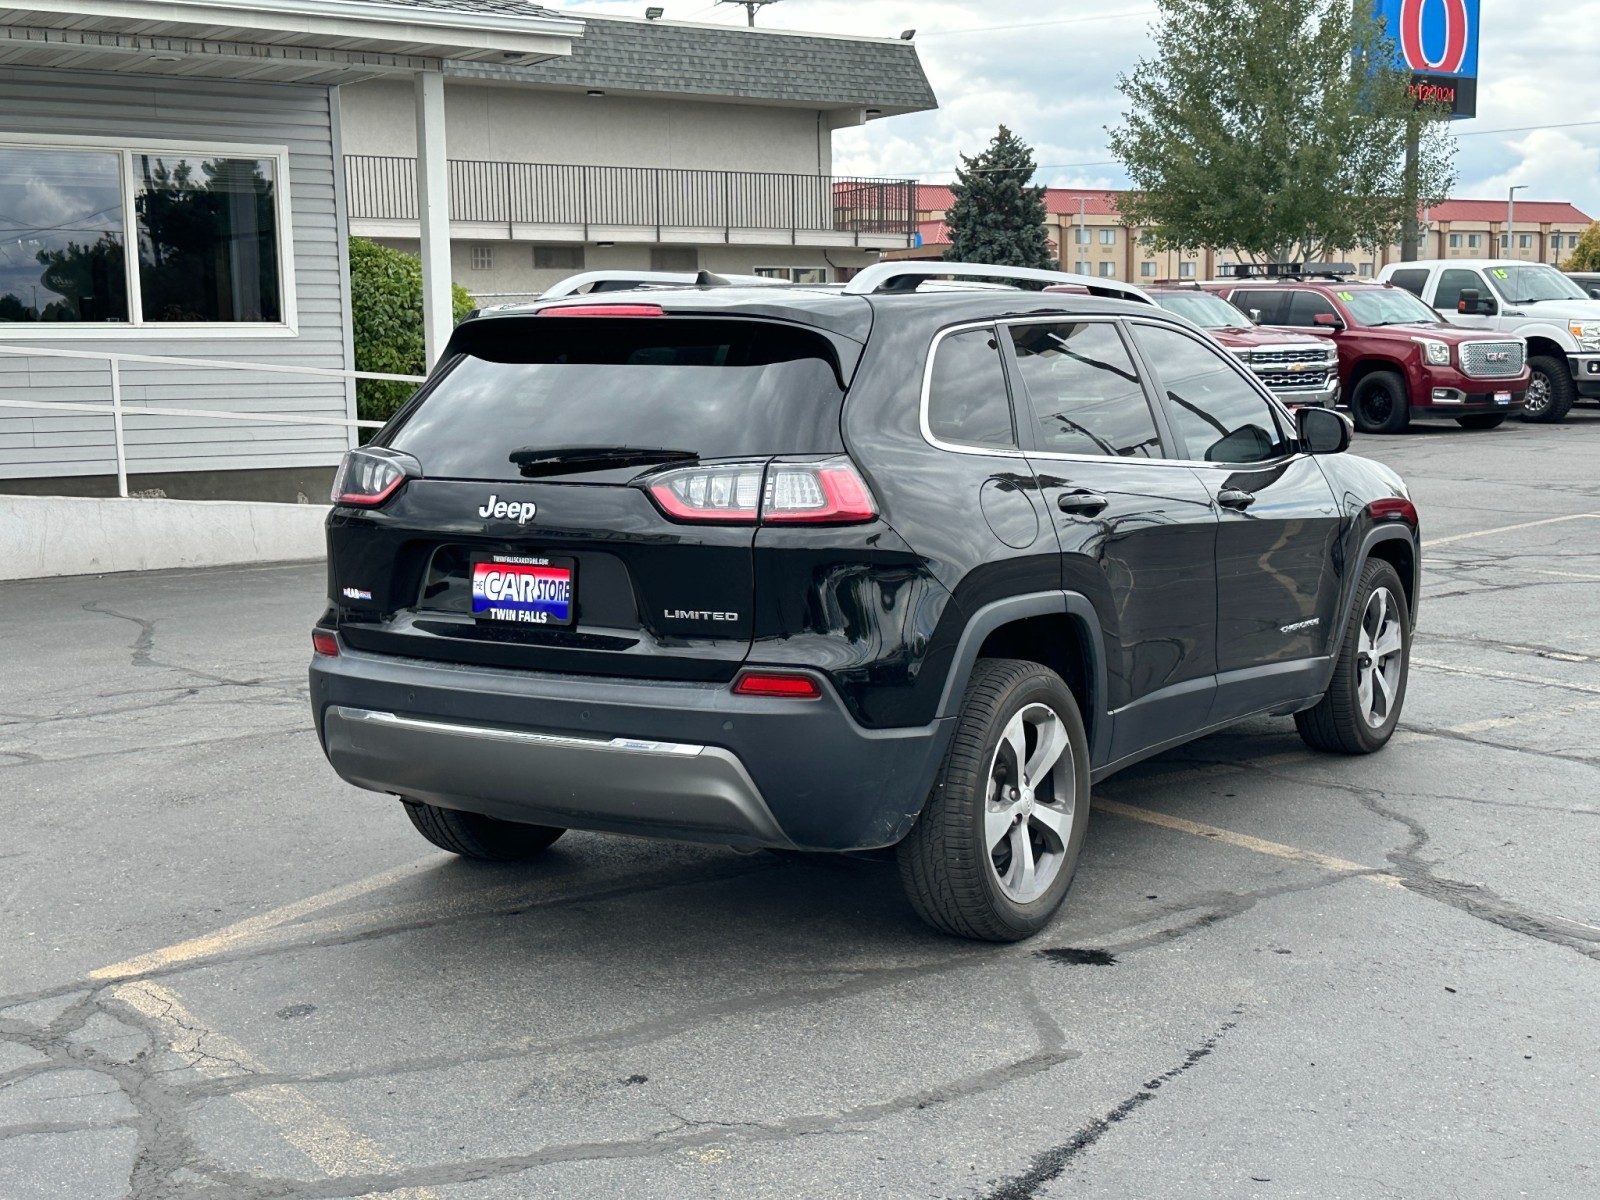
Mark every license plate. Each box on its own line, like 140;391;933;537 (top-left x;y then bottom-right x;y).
1495;391;1511;405
471;555;575;625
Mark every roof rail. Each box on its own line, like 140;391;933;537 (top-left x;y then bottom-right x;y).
843;262;1154;305
538;269;786;300
1219;262;1356;281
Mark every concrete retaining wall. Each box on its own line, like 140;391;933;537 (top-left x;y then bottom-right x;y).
0;496;328;580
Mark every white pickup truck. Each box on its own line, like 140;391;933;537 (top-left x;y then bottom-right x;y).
1378;259;1600;423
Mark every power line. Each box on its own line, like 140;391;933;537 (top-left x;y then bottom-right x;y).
916;9;1159;37
1453;119;1600;138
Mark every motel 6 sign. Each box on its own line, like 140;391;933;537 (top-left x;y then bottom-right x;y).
1374;0;1481;118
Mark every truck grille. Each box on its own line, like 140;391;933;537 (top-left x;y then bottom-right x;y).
1460;341;1526;380
1252;348;1334;367
1258;371;1331;390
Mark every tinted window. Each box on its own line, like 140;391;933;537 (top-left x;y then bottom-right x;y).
1286;291;1339;327
1436;269;1487;312
1132;324;1288;464
1008;322;1161;459
927;327;1016;450
0;148;128;323
388;318;846;481
1387;269;1429;298
1229;290;1289;324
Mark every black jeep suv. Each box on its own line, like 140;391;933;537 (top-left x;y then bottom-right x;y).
310;263;1420;942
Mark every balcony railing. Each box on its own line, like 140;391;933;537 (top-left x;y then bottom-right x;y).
345;156;919;243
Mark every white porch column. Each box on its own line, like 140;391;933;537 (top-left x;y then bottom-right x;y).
415;69;452;368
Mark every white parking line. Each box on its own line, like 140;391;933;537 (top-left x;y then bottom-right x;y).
1428;512;1600;546
1412;658;1600;698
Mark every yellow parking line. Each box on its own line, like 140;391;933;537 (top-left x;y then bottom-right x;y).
1428;512;1600;547
1093;798;1406;889
112;981;432;1199
90;857;436;981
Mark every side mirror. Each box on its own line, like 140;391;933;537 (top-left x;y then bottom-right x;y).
1297;406;1352;455
1457;288;1496;316
1312;312;1344;330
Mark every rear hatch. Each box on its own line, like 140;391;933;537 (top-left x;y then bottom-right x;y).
330;308;859;682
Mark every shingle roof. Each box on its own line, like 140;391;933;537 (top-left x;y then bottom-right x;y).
916;185;1123;218
1430;199;1593;225
443;15;937;113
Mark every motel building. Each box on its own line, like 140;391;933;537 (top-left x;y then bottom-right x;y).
0;1;932;516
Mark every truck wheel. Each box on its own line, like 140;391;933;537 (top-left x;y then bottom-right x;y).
1295;559;1410;756
1456;414;1505;430
403;800;565;861
1519;356;1576;423
1351;371;1410;434
898;659;1091;942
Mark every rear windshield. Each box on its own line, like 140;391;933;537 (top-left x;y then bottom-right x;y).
386;317;846;482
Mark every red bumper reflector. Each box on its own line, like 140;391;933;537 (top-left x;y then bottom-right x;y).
731;671;822;699
312;630;340;657
1368;497;1418;525
540;304;665;318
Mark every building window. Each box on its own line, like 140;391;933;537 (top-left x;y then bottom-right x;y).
1098;261;1116;277
1074;260;1092;275
1179;261;1197;279
1099;228;1116;245
1519;234;1533;250
1140;261;1157;278
1449;233;1462;249
1358;262;1374;277
651;247;698;272
1550;235;1563;251
1468;234;1482;249
534;245;585;271
0;143;291;330
470;245;494;271
754;267;830;283
1073;228;1090;245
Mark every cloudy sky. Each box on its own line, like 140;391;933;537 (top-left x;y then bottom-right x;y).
564;0;1600;218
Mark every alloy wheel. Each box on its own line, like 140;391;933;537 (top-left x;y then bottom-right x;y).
1356;587;1405;729
983;703;1075;903
1524;371;1552;418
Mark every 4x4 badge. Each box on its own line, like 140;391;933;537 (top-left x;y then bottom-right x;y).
478;495;537;524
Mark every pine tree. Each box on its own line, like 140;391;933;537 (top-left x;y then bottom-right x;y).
944;127;1057;269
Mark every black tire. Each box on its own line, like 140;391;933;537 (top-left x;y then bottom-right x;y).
897;659;1091;942
1295;559;1411;755
1456;414;1506;430
1351;371;1411;435
403;801;565;861
1519;355;1576;424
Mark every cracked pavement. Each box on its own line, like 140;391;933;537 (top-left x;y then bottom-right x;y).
3;414;1599;1198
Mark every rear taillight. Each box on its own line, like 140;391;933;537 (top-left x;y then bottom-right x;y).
1368;497;1418;525
732;670;823;699
311;630;340;657
644;457;878;526
331;447;420;508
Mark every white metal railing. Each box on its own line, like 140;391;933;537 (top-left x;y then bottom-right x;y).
0;344;427;499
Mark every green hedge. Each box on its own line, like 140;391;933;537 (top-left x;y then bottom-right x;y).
349;237;475;424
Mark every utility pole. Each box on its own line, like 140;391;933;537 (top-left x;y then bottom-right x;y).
1506;184;1527;258
1077;197;1087;270
1400;117;1420;262
717;0;782;25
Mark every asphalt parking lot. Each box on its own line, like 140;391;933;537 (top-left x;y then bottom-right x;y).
4;412;1600;1200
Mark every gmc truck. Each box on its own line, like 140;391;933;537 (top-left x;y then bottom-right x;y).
1379;259;1600;423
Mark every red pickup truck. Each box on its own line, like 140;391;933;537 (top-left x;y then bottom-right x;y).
1204;276;1531;433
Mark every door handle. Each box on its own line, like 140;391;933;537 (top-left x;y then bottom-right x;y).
1217;488;1256;511
1057;490;1110;517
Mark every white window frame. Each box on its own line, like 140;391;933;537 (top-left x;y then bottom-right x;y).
0;132;297;340
470;245;495;271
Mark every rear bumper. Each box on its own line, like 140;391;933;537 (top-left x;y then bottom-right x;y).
310;646;950;852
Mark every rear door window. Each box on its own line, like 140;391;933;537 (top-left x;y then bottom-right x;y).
1006;321;1163;458
926;326;1017;450
386;317;847;482
1387;268;1430;298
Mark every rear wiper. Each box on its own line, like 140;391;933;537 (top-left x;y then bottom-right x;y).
509;446;698;478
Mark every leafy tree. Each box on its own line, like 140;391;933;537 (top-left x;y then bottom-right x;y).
1108;0;1456;264
349;237;475;424
1561;222;1600;272
137;158;280;321
944;126;1057;270
0;293;36;321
